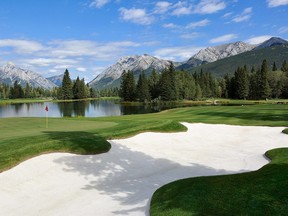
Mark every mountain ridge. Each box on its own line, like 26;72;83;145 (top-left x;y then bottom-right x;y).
89;37;288;89
89;54;172;89
0;62;57;90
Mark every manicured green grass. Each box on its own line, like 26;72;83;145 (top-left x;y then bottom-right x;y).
150;148;288;216
0;103;288;215
0;104;288;172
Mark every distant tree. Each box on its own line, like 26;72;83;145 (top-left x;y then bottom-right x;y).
0;83;10;99
281;60;288;72
259;59;271;99
136;72;151;102
195;83;202;100
272;62;277;71
148;68;160;99
73;76;82;99
24;83;33;98
119;70;136;101
61;69;73;100
158;68;170;101
10;81;24;99
234;67;249;99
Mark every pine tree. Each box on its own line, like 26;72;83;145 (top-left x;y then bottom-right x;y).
234;67;249;99
259;60;271;99
148;69;159;99
73;76;82;99
272;62;277;71
159;66;176;101
61;69;73;100
119;70;136;101
136;72;151;102
281;60;288;72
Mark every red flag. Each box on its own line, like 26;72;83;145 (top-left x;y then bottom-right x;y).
45;106;48;112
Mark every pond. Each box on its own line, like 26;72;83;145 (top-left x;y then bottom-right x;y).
0;100;197;118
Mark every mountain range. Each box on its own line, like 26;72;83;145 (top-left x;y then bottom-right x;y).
0;37;287;90
90;37;288;89
0;62;56;90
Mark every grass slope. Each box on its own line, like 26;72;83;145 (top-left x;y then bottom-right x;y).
150;148;288;216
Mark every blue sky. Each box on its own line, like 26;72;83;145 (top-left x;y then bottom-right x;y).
0;0;287;82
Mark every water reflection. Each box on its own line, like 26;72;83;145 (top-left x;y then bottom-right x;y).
0;100;202;118
0;100;126;118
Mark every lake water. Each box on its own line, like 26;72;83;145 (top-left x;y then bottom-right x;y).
0;100;189;118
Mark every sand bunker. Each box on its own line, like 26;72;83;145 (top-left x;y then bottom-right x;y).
0;123;287;216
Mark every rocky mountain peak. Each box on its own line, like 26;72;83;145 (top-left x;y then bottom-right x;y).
254;37;288;50
3;62;16;70
192;41;255;63
89;54;171;89
0;63;56;89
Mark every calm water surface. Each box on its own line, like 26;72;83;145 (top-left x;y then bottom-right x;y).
0;100;189;118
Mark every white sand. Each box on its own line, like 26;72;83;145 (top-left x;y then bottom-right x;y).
0;123;288;216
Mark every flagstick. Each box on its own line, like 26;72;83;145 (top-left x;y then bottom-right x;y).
46;110;48;129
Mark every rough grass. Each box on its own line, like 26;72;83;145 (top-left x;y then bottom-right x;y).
150;148;288;216
0;104;288;172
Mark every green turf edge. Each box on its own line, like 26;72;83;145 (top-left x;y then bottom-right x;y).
150;147;288;216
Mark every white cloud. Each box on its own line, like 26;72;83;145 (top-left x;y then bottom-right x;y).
232;7;253;23
89;0;110;8
24;58;78;67
223;12;233;18
279;26;288;34
119;7;154;25
47;40;139;60
245;35;273;44
186;19;210;29
0;39;44;54
194;0;226;14
180;32;200;39
267;0;288;7
209;34;238;43
76;67;87;72
154;1;172;14
154;46;204;61
172;2;192;16
162;23;179;28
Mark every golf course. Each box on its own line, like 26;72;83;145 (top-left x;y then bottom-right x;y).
0;103;288;215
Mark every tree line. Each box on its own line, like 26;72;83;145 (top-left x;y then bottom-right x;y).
0;81;55;99
0;69;100;100
119;60;288;102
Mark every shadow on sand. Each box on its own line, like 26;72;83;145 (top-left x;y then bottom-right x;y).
50;135;246;215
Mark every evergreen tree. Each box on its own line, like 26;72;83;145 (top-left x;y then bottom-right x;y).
10;81;24;99
136;72;151;102
281;60;288;72
168;63;177;100
234;67;249;99
73;76;82;99
119;70;128;99
158;64;177;101
259;60;271;99
24;83;32;98
119;70;136;101
272;62;277;71
148;69;159;99
61;69;73;100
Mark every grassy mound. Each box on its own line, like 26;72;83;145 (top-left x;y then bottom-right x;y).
150;148;288;216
